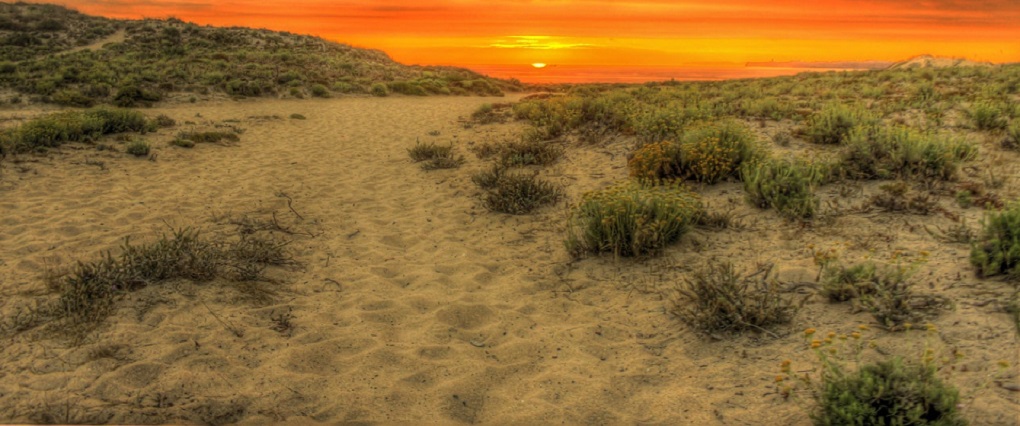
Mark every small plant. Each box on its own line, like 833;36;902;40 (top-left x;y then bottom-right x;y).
742;158;824;219
971;201;1020;279
471;103;505;124
309;83;330;98
153;114;176;127
471;163;507;189
370;83;389;97
819;261;879;302
628;121;763;184
628;141;684;181
125;140;150;157
566;181;701;257
669;261;799;335
407;141;464;170
289;113;306;120
1002;122;1020;150
497;138;563;166
481;172;561;214
804;104;870;145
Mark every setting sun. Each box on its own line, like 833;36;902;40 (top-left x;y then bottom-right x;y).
531;63;547;69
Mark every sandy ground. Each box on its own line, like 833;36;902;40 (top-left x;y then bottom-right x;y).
0;96;1018;424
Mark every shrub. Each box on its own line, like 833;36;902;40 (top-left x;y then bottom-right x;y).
170;139;195;148
629;141;684;181
869;182;939;214
407;141;463;170
840;125;975;181
481;173;561;214
125;140;150;156
153;114;176;127
971;202;1020;279
968;100;1008;131
566;181;701;257
628;121;763;184
290;113;306;120
669;262;798;334
496;138;563;166
113;85;162;107
1003;122;1020;150
819;261;878;302
370;83;389;97
813;358;964;426
742;158;824;219
309;83;330;98
2;108;149;153
804;104;870;145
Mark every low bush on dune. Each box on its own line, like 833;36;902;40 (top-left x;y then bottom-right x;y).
125;140;150;157
566;181;701;257
971;202;1020;279
839;125;975;181
742;158;826;219
968;100;1008;131
0;108;151;154
480;172;561;215
628;121;764;184
176;131;240;144
804;104;873;145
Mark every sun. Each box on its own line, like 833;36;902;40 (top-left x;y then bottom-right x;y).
531;62;547;69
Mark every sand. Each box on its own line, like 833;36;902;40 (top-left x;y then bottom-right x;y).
0;96;1017;424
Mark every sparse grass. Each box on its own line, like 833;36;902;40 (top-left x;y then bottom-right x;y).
669;261;799;335
742;158;825;219
566;181;701;257
169;138;195;148
407;141;464;170
971;201;1020;279
51;227;293;328
496;138;563;166
481;172;561;214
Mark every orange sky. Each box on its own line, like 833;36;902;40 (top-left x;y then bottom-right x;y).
30;0;1020;82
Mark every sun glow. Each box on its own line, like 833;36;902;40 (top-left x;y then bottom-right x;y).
531;63;547;68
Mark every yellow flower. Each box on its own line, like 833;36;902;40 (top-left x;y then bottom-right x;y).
804;328;817;337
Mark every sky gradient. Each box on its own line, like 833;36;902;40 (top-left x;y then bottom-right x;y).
30;0;1020;82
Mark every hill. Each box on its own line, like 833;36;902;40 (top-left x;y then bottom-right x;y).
0;2;521;107
889;54;994;70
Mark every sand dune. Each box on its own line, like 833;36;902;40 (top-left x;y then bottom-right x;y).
1;96;1017;424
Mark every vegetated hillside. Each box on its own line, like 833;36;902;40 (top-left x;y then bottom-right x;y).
0;3;521;107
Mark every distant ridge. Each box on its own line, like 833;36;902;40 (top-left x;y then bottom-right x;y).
745;60;893;70
0;2;520;107
888;55;993;70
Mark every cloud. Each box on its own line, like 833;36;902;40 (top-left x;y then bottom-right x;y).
487;36;595;50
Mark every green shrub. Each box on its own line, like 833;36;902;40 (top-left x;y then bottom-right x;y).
971;202;1020;279
813;358;964;426
566;181;701;257
628;141;685;181
113;85;161;107
153;114;176;127
370;83;389;97
840;125;975;181
2;108;149;153
968;100;1008;131
125;140;150;156
804;104;870;145
1003;122;1020;150
742;158;824;219
496;138;563;166
170;138;195;148
481;173;561;214
819;261;878;302
669;262;798;334
309;83;330;98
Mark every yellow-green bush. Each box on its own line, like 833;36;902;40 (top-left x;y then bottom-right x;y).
566;181;701;257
